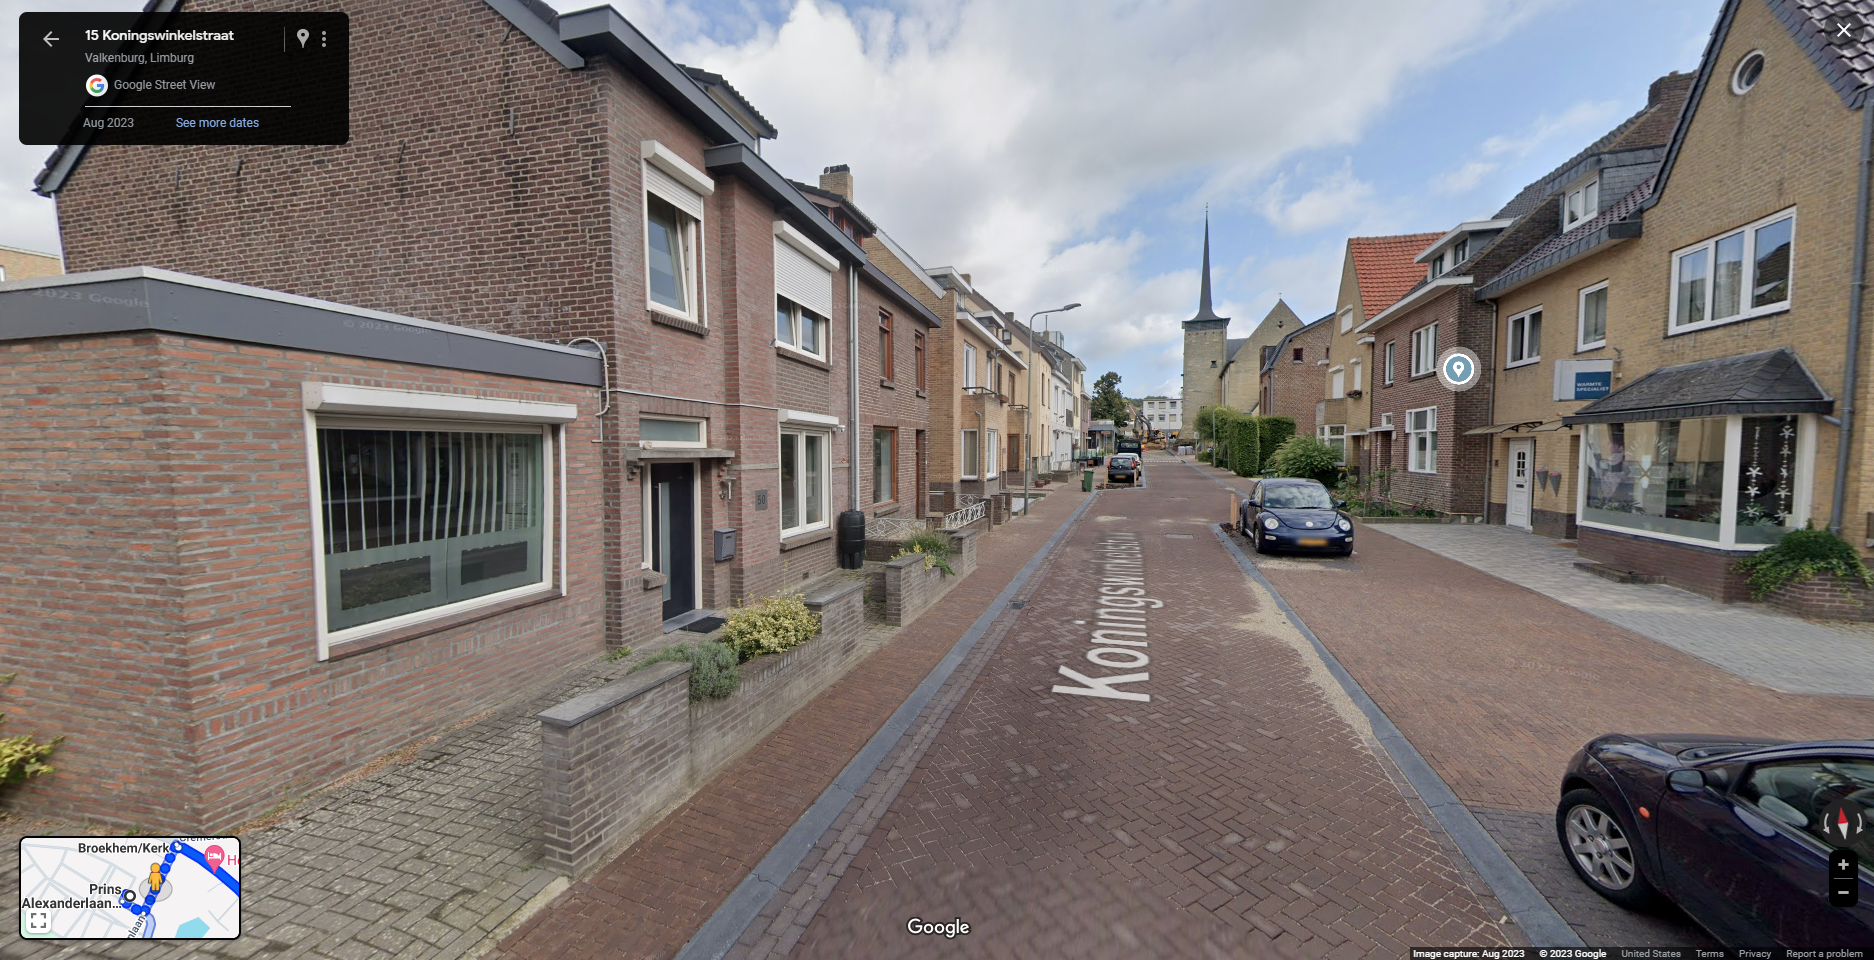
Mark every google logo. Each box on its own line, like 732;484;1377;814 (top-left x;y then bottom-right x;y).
85;74;108;97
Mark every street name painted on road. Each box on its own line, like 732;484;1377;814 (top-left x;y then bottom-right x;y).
1052;532;1156;702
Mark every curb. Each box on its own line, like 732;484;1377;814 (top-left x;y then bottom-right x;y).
674;491;1099;960
1194;465;1584;950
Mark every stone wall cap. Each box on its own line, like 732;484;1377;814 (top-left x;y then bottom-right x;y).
801;580;865;606
537;661;689;728
949;528;983;541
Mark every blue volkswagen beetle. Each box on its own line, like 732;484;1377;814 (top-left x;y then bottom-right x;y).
1236;478;1353;556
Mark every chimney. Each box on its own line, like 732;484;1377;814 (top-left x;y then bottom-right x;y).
960;274;971;285
1648;70;1689;107
820;164;853;201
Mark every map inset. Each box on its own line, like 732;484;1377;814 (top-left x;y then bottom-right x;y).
19;836;240;939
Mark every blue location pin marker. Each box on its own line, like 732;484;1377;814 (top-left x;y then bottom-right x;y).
1445;354;1470;384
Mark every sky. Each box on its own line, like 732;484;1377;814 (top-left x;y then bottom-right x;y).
0;0;1720;398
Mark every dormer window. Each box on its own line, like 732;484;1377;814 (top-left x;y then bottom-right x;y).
1563;178;1600;232
1429;252;1445;280
1451;238;1468;266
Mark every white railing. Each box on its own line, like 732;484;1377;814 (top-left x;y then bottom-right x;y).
943;501;987;529
869;516;930;541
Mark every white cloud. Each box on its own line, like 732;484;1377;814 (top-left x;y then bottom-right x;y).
1433;160;1497;195
1257;160;1374;235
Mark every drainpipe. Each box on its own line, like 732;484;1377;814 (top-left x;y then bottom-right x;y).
849;263;862;512
1831;93;1874;536
1482;301;1496;526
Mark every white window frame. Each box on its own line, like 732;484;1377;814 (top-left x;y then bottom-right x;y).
961;428;981;479
1384;342;1395;385
1577;281;1609;351
1329;365;1345;399
300;383;574;660
1732;50;1765;96
1668;207;1796;334
779;428;831;538
964;343;979;389
1318;423;1347;464
1506;307;1542;368
640;415;707;449
1351;358;1363;392
775;296;827;361
1338;307;1354;333
642;141;713;326
1563;177;1599;232
1407;406;1438;474
1409;324;1438;377
1575;413;1817;550
987;428;1000;476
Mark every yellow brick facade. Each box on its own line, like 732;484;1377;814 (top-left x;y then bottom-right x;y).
0;246;62;283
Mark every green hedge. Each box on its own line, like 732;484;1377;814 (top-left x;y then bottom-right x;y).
1229;417;1260;477
1257;417;1296;475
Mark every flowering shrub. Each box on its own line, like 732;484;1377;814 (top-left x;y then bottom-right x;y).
721;592;821;662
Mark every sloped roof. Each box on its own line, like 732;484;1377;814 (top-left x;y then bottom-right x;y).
1260;313;1335;374
682;65;778;139
1489;174;1656;285
1492;73;1693;220
1226;337;1251;361
1772;0;1874;105
1563;348;1832;424
1348;233;1443;319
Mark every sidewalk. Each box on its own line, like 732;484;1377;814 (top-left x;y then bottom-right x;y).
484;486;1090;959
1370;522;1874;698
0;494;1083;960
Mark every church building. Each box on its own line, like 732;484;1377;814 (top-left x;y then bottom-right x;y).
1180;217;1304;418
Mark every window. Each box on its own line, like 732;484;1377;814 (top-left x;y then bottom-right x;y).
1407;407;1438;473
964;343;979;388
1451;238;1468;266
1670;209;1795;333
1384;342;1395;385
1581;415;1810;547
315;425;551;638
1351;359;1362;392
961;429;980;478
641;416;706;448
646;194;699;318
1563;178;1599;232
873;428;896;504
775;297;826;358
1329;367;1345;398
987;429;999;475
1428;251;1445;280
1339;308;1353;333
779;430;828;536
1292;347;1303;362
1318;424;1347;464
1506;308;1542;367
1578;282;1608;350
1738;757;1874;862
879;311;894;379
1409;323;1438;377
1732;50;1765;95
915;330;927;390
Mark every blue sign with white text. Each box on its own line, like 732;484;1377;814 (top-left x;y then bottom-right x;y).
1574;371;1612;400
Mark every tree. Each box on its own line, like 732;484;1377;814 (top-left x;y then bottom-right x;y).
1091;372;1128;423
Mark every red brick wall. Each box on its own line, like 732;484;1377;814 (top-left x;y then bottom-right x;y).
1367;289;1495;515
1576;527;1753;603
0;332;604;832
1260;321;1333;436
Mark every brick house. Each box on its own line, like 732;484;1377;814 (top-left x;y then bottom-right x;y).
1256;313;1334;438
1318;233;1442;474
1472;73;1693;538
15;0;943;828
0;270;607;831
0;244;61;282
1525;0;1873;600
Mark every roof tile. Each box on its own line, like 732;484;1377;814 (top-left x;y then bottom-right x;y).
1348;233;1445;319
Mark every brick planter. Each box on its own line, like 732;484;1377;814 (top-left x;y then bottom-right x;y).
882;551;949;625
1763;573;1874;622
535;579;867;877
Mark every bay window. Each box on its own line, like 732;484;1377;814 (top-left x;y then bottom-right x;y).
780;429;828;536
1580;415;1810;547
1669;209;1795;333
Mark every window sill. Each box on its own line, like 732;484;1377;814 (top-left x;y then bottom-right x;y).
776;344;831;370
1667;305;1791;337
779;526;835;551
873;502;899;516
324;585;561;661
650;309;708;337
916;388;928;399
1576;342;1608;354
1409;371;1436;381
1505;358;1540;370
880;378;896;390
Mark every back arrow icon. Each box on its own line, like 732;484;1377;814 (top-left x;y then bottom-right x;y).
43;32;58;47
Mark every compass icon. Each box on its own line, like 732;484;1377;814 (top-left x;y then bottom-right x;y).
1822;799;1866;843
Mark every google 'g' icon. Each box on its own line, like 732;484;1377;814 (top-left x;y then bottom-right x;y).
85;74;109;97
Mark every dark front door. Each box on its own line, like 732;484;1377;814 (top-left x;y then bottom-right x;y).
651;462;696;621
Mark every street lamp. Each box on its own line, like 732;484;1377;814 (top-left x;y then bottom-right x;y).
1025;302;1081;516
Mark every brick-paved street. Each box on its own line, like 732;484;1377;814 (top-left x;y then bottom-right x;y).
772;457;1514;958
1194;458;1874;946
484;485;1092;960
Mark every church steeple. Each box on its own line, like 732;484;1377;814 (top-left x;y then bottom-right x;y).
1188;212;1226;324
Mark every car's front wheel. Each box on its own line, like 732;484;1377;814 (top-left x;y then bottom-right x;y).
1556;788;1661;909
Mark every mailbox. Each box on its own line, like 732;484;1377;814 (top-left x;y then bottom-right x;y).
713;528;736;562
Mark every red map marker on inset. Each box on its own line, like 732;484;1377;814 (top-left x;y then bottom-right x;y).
204;845;225;875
